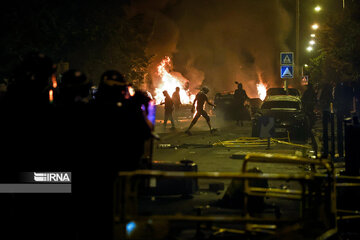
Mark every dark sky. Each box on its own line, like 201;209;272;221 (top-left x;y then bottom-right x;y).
125;0;297;97
1;0;334;96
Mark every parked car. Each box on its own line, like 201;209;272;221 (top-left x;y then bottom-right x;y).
266;88;301;98
251;95;308;141
214;92;234;120
214;92;253;120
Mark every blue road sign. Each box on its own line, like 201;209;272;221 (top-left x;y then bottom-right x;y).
281;65;294;78
280;52;294;65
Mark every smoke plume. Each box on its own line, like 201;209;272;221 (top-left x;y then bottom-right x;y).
126;0;292;98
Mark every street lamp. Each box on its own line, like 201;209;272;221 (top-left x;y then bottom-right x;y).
314;5;321;12
309;40;315;45
310;34;316;38
311;23;319;30
306;46;313;52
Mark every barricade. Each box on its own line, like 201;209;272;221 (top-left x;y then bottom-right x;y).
113;153;337;240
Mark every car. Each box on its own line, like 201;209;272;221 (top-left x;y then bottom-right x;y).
251;95;309;141
214;92;252;121
266;87;301;98
214;92;236;120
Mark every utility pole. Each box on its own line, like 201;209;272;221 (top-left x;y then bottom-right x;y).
295;0;300;82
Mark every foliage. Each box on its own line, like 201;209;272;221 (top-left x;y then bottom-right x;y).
308;2;360;85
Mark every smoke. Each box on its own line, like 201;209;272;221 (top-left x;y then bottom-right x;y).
125;0;292;98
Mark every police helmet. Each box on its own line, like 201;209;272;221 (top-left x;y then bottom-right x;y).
59;69;90;98
100;70;127;87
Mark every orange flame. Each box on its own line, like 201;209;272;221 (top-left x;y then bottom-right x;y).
49;89;54;104
154;57;195;104
51;74;57;88
256;82;267;101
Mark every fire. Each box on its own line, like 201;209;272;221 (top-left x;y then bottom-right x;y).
154;57;195;104
256;82;267;101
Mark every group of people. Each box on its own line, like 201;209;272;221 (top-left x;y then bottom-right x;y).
160;86;181;129
160;85;219;135
0;52;153;239
161;82;251;135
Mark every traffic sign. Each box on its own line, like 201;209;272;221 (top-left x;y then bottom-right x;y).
280;52;294;65
281;65;294;78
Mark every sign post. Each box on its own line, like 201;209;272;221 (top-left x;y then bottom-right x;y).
280;52;294;91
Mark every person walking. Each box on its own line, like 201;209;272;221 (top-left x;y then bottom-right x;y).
233;82;250;126
185;86;216;135
172;86;181;122
301;82;317;130
161;90;175;129
318;82;333;158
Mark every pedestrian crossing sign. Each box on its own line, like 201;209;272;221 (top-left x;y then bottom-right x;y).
280;52;294;65
281;65;294;78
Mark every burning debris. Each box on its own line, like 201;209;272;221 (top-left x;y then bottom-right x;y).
154;57;195;105
256;82;267;101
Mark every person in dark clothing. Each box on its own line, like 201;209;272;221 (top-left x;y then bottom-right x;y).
301;83;317;129
185;86;216;135
318;82;334;158
351;81;360;116
172;86;182;122
334;81;354;158
161;90;175;129
0;52;77;240
53;69;94;239
233;82;250;126
90;70;153;240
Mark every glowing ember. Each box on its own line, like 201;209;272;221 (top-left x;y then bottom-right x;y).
154;57;195;104
256;82;267;101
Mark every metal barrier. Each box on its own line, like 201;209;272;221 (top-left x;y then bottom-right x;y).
336;175;360;221
243;153;337;240
114;153;336;240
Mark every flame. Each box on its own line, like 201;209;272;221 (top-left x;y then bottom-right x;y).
154;57;195;104
49;89;54;104
256;82;267;101
51;74;57;88
128;86;135;97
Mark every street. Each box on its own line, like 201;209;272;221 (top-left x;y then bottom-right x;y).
116;107;330;239
153;108;314;174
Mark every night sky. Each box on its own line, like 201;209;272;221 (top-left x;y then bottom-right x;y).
0;0;341;97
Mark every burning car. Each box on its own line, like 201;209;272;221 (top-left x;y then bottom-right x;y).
251;95;309;141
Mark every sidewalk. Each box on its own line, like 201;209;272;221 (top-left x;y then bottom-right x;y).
311;118;346;171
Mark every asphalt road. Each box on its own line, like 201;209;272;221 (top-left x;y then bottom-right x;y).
118;108;357;240
116;108;360;240
153;112;314;174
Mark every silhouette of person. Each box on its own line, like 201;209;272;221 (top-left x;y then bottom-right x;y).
172;86;181;122
233;82;250;126
334;81;354;158
318;82;333;158
1;51;56;169
90;70;152;239
301;82;317;129
185;86;216;135
0;52;77;239
161;90;175;129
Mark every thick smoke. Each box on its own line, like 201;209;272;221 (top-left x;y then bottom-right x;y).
125;0;292;98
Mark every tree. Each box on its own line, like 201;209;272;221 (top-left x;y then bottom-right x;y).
308;2;360;85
